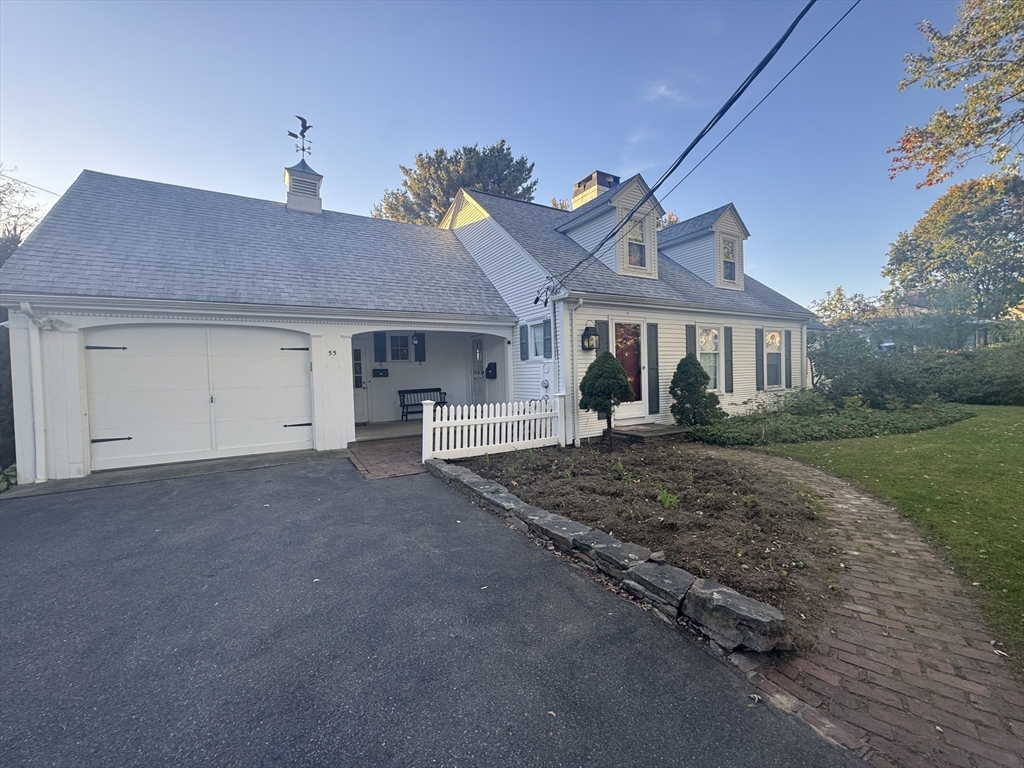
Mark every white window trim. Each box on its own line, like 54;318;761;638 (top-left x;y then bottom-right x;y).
697;325;722;392
618;210;658;278
389;333;411;362
716;232;743;290
528;321;550;361
764;328;784;389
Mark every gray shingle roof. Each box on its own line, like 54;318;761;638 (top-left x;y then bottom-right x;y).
552;174;642;229
0;171;515;319
657;204;732;244
466;190;812;318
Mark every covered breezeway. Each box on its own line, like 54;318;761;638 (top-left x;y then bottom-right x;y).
350;329;509;432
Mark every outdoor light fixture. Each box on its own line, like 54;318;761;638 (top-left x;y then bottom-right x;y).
581;322;599;351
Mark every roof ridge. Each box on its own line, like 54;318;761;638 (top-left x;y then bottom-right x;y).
659;203;734;241
78;170;465;237
464;188;564;212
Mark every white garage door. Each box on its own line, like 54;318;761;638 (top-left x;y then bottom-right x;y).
85;325;313;471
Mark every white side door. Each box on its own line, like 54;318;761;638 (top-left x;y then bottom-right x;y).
353;342;369;424
470;337;486;405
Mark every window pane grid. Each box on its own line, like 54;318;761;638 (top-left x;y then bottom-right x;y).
700;352;719;390
765;329;782;386
627;220;646;268
390;335;409;361
531;324;545;358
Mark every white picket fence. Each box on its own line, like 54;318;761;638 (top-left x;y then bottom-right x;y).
422;398;563;462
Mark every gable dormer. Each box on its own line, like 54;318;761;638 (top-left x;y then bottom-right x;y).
659;203;748;290
557;172;665;280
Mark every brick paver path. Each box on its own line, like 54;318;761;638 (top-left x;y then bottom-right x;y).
347;437;425;480
704;448;1023;768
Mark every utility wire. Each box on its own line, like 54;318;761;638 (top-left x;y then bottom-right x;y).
547;0;819;295
0;174;62;197
566;0;861;288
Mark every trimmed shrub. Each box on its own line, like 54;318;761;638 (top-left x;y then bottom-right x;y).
688;401;974;446
669;354;726;426
579;351;634;449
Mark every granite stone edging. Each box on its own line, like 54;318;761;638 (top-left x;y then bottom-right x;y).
426;459;792;654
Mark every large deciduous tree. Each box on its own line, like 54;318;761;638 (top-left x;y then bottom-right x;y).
888;0;1023;187
372;140;537;225
0;166;41;268
809;286;880;326
883;174;1024;320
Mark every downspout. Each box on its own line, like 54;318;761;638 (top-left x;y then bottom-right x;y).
569;298;583;447
19;302;47;482
550;295;564;445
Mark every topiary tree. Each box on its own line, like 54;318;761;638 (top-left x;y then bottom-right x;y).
669;354;726;426
579;351;634;449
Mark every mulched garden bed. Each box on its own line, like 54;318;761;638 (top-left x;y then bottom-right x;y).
462;441;844;651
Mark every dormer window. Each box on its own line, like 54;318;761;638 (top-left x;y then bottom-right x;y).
722;238;737;282
627;220;646;268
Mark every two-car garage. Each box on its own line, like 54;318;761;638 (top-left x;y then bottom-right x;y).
84;325;314;471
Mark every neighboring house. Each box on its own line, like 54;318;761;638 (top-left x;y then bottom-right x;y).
0;164;813;484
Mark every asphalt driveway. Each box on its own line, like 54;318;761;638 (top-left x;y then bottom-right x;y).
0;456;861;768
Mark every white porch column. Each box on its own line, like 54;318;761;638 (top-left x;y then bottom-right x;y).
421;400;435;463
7;313;37;485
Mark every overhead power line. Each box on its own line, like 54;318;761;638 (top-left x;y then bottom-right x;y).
565;0;862;289
0;174;62;197
654;0;862;218
546;0;822;295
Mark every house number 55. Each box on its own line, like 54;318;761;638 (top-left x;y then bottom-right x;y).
327;350;337;356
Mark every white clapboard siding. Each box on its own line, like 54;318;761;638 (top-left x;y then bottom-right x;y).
450;209;552;404
422;399;561;461
562;208;618;271
661;234;716;285
571;309;807;440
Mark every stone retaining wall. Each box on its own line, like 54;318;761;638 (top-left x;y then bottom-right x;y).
426;459;792;654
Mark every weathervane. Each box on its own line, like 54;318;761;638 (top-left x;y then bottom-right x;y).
287;115;313;157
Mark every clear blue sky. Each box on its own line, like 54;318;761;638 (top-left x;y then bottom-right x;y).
1;0;965;308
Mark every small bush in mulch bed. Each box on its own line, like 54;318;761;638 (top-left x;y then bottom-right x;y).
463;443;843;651
688;397;974;447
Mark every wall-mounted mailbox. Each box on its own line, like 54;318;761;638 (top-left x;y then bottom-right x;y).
372;368;389;378
485;362;497;379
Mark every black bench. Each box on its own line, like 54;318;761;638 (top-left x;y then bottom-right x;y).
398;388;447;421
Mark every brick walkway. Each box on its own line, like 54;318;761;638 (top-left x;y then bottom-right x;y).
347;437;425;480
705;449;1023;768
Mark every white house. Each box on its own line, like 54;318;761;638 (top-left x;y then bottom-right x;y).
0;164;813;484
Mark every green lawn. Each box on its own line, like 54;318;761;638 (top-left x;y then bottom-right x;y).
759;405;1024;663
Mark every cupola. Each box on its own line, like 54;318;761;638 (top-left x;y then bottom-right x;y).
284;158;323;213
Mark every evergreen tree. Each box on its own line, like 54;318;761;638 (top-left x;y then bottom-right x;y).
373;140;536;225
669;355;726;427
578;352;634;449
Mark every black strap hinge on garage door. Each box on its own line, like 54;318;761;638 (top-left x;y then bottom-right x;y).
280;347;310;351
91;437;133;443
283;422;312;428
85;346;128;350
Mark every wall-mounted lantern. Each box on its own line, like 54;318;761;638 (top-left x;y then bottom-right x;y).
581;322;599;351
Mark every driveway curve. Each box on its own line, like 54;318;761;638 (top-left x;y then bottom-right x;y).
0;456;860;768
